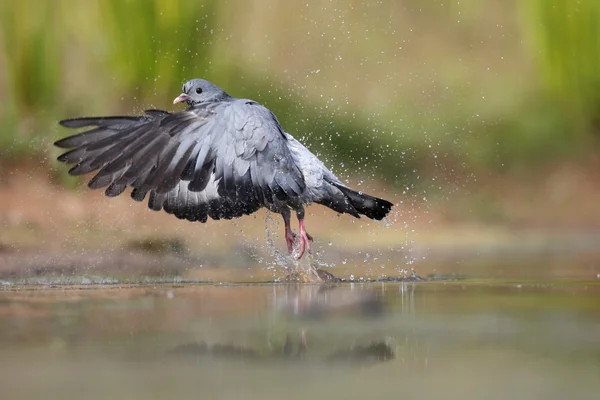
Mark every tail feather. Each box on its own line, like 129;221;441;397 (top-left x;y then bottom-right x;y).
331;182;393;220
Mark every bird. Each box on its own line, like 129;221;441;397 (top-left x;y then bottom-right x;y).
54;79;393;259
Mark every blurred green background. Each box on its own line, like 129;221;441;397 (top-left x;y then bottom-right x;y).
1;0;600;275
2;0;599;179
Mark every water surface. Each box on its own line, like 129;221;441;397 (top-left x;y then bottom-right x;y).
1;281;599;399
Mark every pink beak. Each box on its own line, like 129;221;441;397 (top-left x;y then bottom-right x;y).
173;93;190;105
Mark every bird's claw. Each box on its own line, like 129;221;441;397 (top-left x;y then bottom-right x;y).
295;230;312;260
285;219;312;259
285;229;296;254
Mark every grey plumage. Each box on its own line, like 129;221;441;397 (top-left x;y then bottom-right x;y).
55;79;393;255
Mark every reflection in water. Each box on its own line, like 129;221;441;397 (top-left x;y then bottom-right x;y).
0;282;599;399
169;333;393;364
399;281;416;316
271;283;387;319
167;284;396;365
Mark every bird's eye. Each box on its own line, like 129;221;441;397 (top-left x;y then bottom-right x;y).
196;87;203;94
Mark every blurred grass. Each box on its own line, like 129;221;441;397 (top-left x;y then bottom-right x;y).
0;0;599;186
523;0;600;133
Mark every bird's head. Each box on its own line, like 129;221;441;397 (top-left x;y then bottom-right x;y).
173;79;229;106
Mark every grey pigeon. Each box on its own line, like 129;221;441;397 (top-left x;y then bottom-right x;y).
54;79;393;259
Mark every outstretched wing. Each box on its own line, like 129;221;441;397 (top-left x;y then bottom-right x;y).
55;100;306;222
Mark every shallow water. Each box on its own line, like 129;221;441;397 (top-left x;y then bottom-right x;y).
1;281;599;400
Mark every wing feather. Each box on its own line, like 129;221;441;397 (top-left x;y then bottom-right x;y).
55;99;306;222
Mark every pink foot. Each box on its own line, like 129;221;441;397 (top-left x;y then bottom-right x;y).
296;220;313;260
285;226;296;254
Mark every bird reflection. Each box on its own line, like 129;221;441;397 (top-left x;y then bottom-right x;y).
168;284;400;365
271;282;386;319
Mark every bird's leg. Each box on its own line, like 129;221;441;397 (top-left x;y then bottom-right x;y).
282;209;296;254
296;208;313;259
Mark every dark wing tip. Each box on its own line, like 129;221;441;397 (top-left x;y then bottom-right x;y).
58;115;150;130
54;136;73;148
58;119;72;127
58;118;90;129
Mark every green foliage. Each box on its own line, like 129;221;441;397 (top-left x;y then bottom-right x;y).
0;0;63;152
1;0;62;112
521;0;600;133
0;0;599;185
99;0;220;98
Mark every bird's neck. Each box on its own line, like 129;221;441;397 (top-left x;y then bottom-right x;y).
191;92;232;106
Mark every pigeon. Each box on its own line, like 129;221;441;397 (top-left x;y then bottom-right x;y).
54;79;393;259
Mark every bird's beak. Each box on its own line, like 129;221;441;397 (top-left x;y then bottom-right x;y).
173;93;190;105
